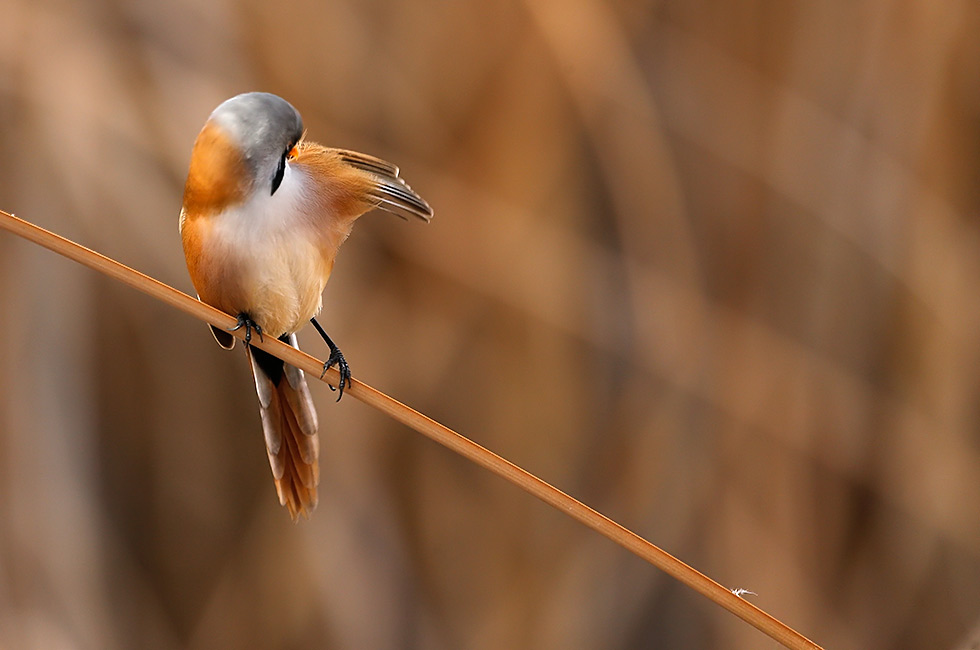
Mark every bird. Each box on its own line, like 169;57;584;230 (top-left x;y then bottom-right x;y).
179;92;432;519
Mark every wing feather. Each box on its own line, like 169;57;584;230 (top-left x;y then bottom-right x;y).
334;148;433;222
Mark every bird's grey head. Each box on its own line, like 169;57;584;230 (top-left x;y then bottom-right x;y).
209;92;304;195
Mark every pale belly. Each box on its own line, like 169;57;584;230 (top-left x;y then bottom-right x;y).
196;211;333;338
182;163;352;337
235;242;328;336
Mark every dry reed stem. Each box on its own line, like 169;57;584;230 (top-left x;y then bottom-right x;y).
0;208;822;650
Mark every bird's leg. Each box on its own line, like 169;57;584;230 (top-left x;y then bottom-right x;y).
311;317;351;400
229;312;263;346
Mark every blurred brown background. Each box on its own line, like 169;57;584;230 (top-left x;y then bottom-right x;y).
1;1;979;648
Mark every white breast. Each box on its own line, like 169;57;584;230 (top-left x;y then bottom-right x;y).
208;164;330;336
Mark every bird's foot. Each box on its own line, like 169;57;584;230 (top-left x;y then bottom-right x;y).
228;313;263;346
310;317;352;401
320;346;351;401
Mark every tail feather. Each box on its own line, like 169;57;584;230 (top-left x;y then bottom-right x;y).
248;334;319;519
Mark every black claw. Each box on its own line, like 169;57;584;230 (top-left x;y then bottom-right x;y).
229;313;263;346
311;317;352;401
320;348;351;401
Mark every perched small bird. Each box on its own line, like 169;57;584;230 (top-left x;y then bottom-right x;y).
179;92;432;518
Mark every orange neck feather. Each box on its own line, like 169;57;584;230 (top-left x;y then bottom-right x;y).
182;122;250;218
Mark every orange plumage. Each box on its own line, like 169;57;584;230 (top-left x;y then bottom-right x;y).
179;93;431;519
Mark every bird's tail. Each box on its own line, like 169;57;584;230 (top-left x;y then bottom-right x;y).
247;334;319;519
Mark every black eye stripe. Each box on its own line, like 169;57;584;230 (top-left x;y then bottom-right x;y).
271;154;286;195
270;138;299;195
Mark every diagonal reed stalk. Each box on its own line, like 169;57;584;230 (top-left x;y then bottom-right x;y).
0;208;822;650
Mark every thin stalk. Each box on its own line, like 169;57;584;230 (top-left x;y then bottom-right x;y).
0;209;822;650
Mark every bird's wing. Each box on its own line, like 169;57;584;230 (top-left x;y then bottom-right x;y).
334;149;434;222
209;324;236;350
